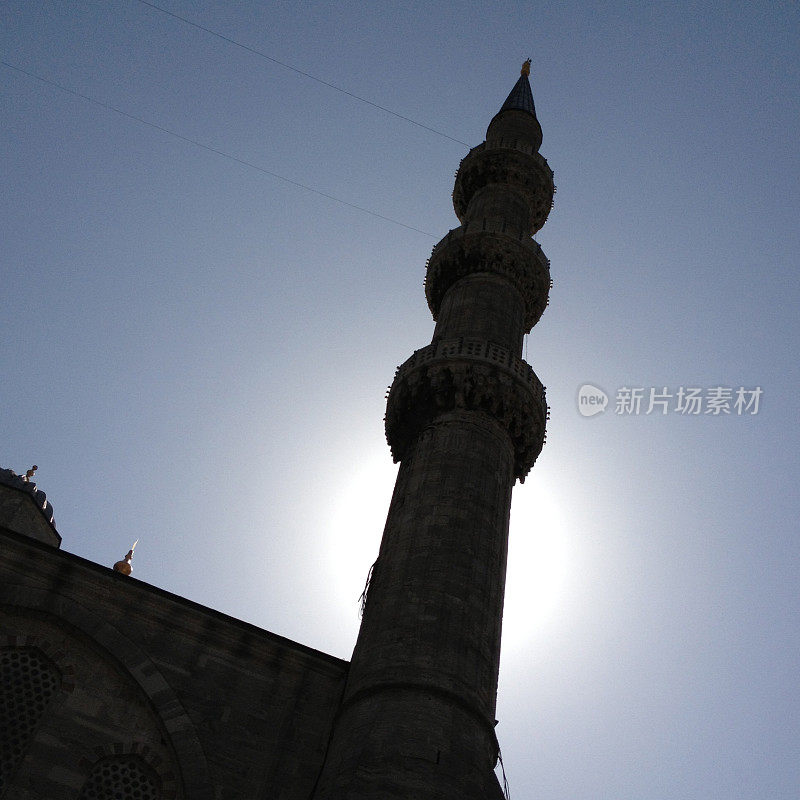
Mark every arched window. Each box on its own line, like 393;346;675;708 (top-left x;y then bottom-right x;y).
77;755;161;800
0;647;61;795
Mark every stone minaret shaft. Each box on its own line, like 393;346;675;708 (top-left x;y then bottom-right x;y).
313;64;554;800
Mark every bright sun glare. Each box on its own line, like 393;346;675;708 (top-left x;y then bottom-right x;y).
504;478;570;651
326;450;397;618
327;453;570;652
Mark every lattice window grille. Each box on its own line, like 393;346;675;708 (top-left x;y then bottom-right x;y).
78;756;161;800
0;647;61;795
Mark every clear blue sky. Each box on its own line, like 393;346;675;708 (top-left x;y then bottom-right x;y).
3;2;799;798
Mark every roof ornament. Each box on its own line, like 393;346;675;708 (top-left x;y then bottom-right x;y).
21;465;38;482
113;539;139;576
496;61;538;119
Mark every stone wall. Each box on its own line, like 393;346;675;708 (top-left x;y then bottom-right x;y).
0;528;347;799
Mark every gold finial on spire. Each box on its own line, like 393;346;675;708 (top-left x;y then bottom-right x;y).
113;539;138;576
521;59;531;77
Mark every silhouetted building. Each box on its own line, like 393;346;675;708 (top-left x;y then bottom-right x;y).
0;64;554;799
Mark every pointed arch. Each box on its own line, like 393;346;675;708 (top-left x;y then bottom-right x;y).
0;584;213;800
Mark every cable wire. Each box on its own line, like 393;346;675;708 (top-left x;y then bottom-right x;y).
497;747;512;800
133;0;470;148
1;60;437;238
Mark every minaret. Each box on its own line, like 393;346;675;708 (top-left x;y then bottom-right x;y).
314;62;554;799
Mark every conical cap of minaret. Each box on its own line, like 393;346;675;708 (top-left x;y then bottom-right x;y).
487;59;543;151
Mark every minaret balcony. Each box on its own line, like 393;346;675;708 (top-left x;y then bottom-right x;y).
453;143;554;235
425;223;551;332
385;338;548;481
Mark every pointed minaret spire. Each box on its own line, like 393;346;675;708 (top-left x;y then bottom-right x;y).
486;61;545;157
499;59;537;117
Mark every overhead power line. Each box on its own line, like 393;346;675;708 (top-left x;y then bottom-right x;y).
134;0;470;148
1;60;437;238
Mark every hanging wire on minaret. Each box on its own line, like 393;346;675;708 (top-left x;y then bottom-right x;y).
497;747;512;800
357;558;379;617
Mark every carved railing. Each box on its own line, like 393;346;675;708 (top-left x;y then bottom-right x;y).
452;144;555;234
424;225;551;331
385;339;548;481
